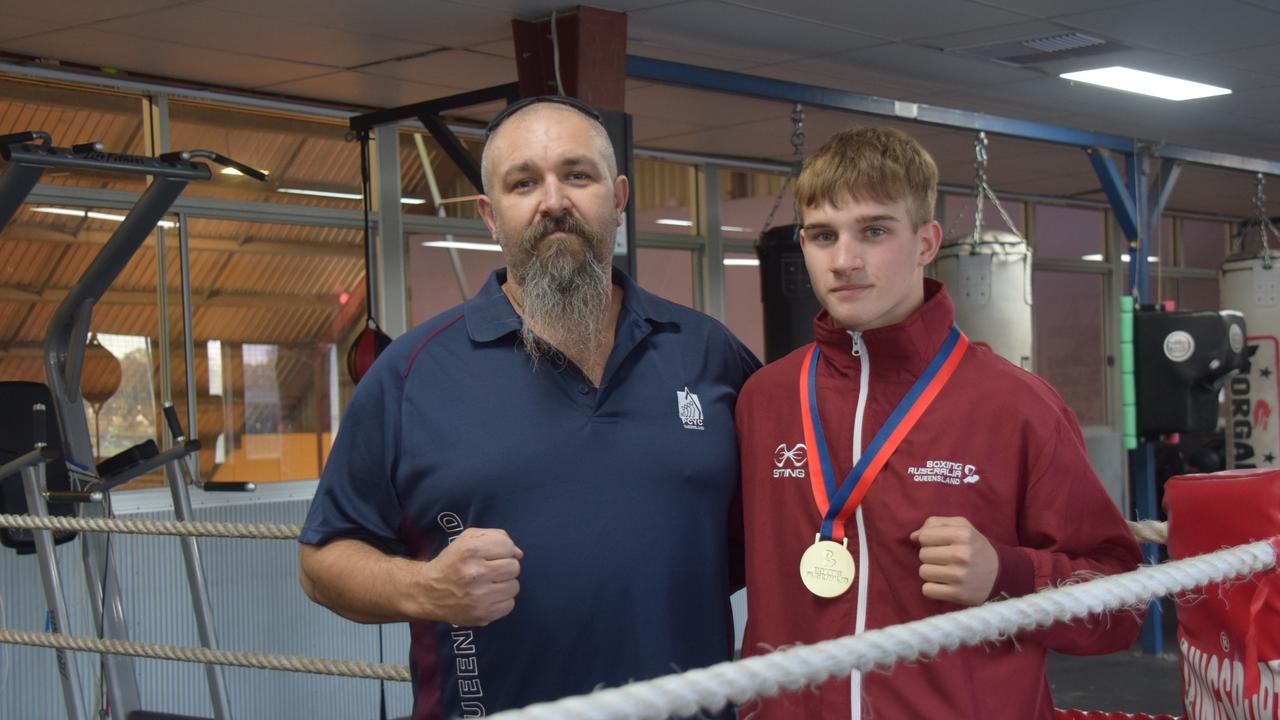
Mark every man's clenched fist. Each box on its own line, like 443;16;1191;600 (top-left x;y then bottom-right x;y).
420;528;523;626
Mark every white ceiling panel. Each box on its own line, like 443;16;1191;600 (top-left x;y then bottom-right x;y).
626;40;765;72
910;19;1073;50
360;49;517;88
1056;0;1280;56
93;5;437;69
631;113;713;143
727;0;1029;41
743;57;953;99
468;39;517;58
195;0;512;47
627;84;797;129
444;0;679;17
628;1;881;65
835;43;1040;87
1204;42;1280;79
0;14;61;42
972;0;1151;18
0;0;182;25
261;71;466;109
0;28;328;88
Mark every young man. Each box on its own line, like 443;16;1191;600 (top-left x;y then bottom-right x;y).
298;97;758;719
736;126;1142;719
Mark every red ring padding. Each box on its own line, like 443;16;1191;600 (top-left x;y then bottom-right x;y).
1054;711;1181;719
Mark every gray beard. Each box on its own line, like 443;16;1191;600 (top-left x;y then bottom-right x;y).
512;236;613;369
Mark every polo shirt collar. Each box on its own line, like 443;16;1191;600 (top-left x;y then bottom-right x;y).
464;266;680;344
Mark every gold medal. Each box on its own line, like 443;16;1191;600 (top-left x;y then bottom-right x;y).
799;534;856;598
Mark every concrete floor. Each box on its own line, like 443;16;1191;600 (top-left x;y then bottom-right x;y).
1047;600;1185;716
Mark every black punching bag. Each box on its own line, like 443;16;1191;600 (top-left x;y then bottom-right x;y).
757;224;821;362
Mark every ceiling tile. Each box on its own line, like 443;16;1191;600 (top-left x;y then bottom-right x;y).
0;14;62;41
1204;42;1280;79
631;113;712;143
626;41;764;72
1056;0;1280;56
261;71;465;109
910;19;1074;50
2;0;182;25
972;0;1151;18
628;0;880;65
93;5;437;69
443;0;676;17
743;57;953;99
0;28;328;88
726;0;1029;41
359;49;516;88
834;43;1040;87
627;84;797;129
469;39;517;59
196;0;511;47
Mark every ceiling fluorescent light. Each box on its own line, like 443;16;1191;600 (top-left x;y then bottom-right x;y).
655;218;693;227
724;258;760;266
1081;253;1105;261
422;240;503;252
1060;66;1230;101
33;207;174;228
221;167;243;175
278;187;426;205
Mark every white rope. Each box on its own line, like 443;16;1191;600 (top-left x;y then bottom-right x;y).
1128;519;1168;546
0;513;300;540
490;539;1278;720
0;627;410;682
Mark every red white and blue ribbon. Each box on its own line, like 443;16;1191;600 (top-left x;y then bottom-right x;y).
799;326;969;541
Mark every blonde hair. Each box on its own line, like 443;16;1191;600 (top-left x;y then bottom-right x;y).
795;126;938;228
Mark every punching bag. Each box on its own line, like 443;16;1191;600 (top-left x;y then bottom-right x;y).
1221;252;1279;469
933;230;1033;370
757;224;821;363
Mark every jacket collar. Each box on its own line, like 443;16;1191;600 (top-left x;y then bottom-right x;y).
812;278;957;382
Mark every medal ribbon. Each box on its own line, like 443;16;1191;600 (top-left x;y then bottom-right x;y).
799;325;968;541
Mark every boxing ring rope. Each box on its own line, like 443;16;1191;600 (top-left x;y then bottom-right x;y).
0;627;410;681
0;513;300;540
3;513;1174;547
3;513;1271;719
487;539;1278;720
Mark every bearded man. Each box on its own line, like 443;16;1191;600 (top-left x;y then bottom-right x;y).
298;96;759;719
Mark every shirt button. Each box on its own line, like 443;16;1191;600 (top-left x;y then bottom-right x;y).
578;384;591;395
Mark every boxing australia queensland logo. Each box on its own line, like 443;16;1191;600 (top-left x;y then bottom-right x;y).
676;387;704;430
773;443;807;478
908;459;980;486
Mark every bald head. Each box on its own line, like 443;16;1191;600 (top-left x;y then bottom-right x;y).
480;102;618;195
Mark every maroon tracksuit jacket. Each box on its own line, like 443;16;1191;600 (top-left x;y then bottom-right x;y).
736;280;1142;719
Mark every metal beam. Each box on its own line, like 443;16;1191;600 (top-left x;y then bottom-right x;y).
3;222;362;258
348;83;518;134
626;56;1137;153
418;113;484;193
1086;149;1139;241
0;286;341;308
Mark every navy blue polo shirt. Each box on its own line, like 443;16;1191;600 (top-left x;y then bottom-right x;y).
301;268;759;719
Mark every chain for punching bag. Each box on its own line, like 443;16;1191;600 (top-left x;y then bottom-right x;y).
761;103;806;240
1252;173;1277;269
346;130;393;384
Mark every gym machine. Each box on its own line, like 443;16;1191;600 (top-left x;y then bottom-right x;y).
0;131;263;719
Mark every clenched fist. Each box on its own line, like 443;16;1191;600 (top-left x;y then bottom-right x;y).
421;528;523;627
909;516;998;606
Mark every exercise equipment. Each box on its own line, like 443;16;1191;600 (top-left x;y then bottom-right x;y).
934;133;1034;370
0;130;263;719
1133;308;1248;436
756;105;816;362
1221;173;1278;469
344;131;392;384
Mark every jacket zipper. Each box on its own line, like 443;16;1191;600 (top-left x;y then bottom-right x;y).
849;330;870;720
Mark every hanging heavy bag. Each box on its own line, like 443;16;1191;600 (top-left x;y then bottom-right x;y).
346;131;393;384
